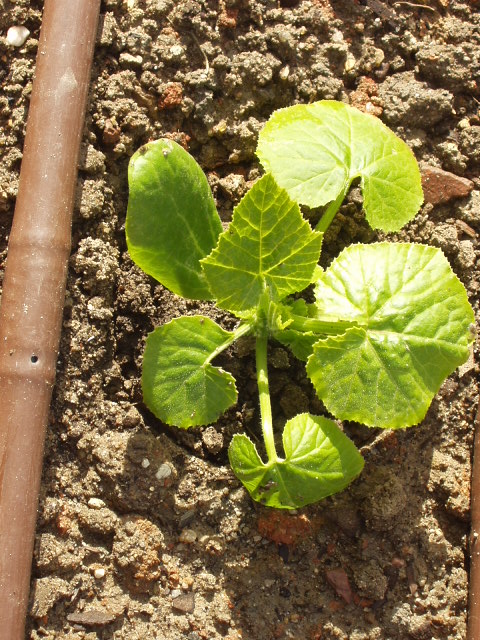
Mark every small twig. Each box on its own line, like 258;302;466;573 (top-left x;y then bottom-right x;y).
393;1;436;10
166;17;210;75
190;32;210;75
364;0;398;28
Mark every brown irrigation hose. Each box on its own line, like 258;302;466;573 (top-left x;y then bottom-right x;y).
468;403;480;640
0;1;100;637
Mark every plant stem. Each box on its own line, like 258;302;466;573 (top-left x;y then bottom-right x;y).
205;321;252;364
315;180;351;234
256;334;278;462
288;313;358;335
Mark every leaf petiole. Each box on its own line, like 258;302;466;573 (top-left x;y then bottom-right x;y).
256;333;278;462
315;180;351;233
287;312;358;336
204;321;253;365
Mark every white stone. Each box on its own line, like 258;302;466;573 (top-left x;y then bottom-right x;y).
6;26;30;47
87;497;105;509
179;529;197;544
344;53;356;72
156;463;172;480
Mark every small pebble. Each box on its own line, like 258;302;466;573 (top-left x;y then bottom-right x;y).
6;25;30;47
325;568;353;604
156;463;172;481
94;568;106;579
179;529;197;544
87;497;105;509
141;458;150;469
67;610;116;627
344;53;356;72
172;592;195;614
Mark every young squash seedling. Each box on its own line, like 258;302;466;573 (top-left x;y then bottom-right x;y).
126;101;475;510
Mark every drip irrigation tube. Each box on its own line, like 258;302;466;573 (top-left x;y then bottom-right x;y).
468;404;480;640
0;1;100;638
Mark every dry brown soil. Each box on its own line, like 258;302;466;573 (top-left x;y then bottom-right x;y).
1;1;480;638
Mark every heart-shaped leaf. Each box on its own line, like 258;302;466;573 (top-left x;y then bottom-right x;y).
257;101;423;232
201;174;322;312
126;139;222;300
307;243;475;428
142;316;237;428
228;413;364;509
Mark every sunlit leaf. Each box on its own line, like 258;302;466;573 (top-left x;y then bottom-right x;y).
201;174;322;312
126;139;222;299
307;243;475;428
229;413;364;509
142;316;237;428
257;101;423;232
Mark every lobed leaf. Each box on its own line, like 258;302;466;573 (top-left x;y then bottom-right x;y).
257;101;423;232
126;139;222;300
228;413;364;509
142;316;237;428
307;243;475;428
201;174;322;312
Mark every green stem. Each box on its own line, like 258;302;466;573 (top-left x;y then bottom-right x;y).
315;180;351;234
288;313;358;335
256;334;278;462
205;321;252;365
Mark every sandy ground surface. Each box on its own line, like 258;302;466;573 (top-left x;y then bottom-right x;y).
1;0;480;638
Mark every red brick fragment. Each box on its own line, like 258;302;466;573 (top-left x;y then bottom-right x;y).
158;83;183;110
257;511;313;545
325;568;353;604
420;164;474;205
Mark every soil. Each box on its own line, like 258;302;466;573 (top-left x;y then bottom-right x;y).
1;0;480;638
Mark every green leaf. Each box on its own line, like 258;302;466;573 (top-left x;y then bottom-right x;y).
201;174;322;312
228;413;364;509
126;139;222;300
275;329;318;362
273;299;318;361
307;243;475;428
257;101;423;232
142;316;237;428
